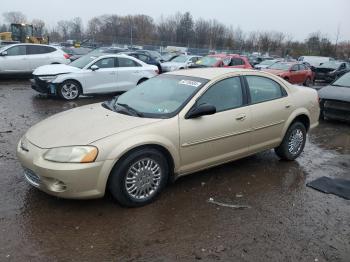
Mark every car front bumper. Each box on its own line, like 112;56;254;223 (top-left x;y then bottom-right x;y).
321;100;350;122
16;138;114;199
31;77;58;94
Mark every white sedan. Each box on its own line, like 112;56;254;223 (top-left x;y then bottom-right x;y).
31;54;159;100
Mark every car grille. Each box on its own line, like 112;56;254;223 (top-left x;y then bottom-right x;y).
32;76;50;93
24;168;41;186
324;100;350;122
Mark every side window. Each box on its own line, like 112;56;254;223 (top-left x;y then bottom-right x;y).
118;57;142;67
222;58;231;66
197;77;243;112
291;65;299;71
246;76;284;104
231;58;244;66
137;54;149;63
190;57;198;63
299;64;306;70
6;46;26;56
93;57;115;68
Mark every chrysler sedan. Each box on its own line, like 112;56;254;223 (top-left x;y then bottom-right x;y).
17;68;320;207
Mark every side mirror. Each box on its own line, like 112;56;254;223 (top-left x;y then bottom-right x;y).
186;103;216;119
0;51;8;56
90;65;99;71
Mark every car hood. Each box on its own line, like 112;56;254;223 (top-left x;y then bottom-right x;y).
318;85;350;102
25;103;162;148
33;64;81;76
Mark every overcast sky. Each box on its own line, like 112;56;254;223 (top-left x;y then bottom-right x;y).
1;0;349;42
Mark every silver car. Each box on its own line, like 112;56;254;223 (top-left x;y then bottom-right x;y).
161;55;202;72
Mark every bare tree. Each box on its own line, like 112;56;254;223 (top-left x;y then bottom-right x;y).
32;19;45;36
3;11;27;24
57;20;70;41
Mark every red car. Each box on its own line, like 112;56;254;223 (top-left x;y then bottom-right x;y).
192;54;252;69
263;62;314;86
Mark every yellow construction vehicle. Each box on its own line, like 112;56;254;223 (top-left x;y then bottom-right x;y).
0;23;49;44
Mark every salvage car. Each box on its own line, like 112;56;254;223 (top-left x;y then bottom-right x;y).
314;61;350;82
191;54;252;69
254;59;279;70
123;51;162;73
0;43;70;75
61;47;92;61
18;68;320;207
263;62;314;86
161;55;202;72
31;54;158;100
319;71;350;122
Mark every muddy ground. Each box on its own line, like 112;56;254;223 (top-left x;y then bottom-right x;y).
0;80;349;262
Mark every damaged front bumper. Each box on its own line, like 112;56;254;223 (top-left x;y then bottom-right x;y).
31;76;58;95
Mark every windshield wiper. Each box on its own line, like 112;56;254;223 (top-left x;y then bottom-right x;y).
116;103;144;117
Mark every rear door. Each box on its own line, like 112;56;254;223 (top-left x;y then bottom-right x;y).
179;76;252;173
0;45;29;73
81;57;117;93
115;57;143;91
27;45;57;70
244;75;292;151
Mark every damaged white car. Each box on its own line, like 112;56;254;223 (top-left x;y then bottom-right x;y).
31;54;159;100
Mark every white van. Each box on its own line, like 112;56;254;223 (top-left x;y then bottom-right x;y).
298;56;334;67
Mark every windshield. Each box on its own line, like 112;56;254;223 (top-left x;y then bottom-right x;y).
268;63;291;70
69;55;99;69
162;53;177;61
332;72;350;88
113;75;208;118
196;56;221;67
319;61;340;69
171;55;188;63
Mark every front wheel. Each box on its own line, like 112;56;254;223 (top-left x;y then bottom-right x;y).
108;148;169;207
275;122;306;161
57;80;81;100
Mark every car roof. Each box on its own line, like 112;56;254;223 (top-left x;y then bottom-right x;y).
166;68;251;80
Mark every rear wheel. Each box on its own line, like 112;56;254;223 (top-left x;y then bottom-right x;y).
304;77;312;87
57;80;81;100
275;122;306;161
108;148;169;207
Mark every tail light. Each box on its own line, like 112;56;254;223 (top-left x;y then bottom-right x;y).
63;53;71;60
155;69;159;74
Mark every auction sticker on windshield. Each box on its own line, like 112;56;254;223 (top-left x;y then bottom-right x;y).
179;80;202;87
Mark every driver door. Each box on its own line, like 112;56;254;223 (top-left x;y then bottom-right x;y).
1;45;30;73
178;76;252;173
81;57;118;94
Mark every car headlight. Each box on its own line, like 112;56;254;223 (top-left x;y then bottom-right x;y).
38;75;57;82
44;146;98;163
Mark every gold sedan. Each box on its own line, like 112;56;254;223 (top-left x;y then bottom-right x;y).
17;68;320;207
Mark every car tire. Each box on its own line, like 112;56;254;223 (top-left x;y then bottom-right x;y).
108;148;169;207
303;77;312;87
137;78;148;85
57;80;81;100
274;122;307;161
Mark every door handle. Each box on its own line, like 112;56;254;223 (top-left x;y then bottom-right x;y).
285;105;292;109
235;114;246;121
